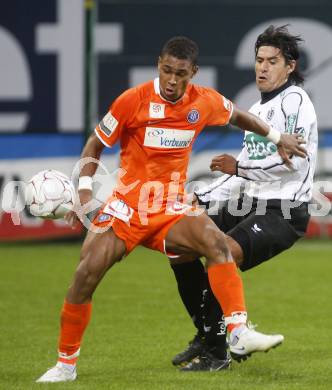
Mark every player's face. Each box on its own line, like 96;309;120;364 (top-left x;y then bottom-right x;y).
158;55;197;101
255;46;295;92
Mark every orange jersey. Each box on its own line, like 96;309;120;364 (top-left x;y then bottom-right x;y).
95;78;233;209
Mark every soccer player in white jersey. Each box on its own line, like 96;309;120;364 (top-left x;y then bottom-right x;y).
170;25;318;371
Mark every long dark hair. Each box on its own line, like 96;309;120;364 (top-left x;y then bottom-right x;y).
255;25;304;85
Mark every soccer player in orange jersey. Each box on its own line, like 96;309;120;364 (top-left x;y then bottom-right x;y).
36;36;306;383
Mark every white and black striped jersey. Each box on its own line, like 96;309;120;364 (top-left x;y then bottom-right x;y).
196;84;318;203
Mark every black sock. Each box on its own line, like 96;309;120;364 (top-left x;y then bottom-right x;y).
170;259;207;337
203;282;228;359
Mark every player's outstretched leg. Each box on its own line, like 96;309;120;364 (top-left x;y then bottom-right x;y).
166;214;284;370
36;229;126;383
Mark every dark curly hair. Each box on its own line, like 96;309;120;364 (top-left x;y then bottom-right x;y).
255;25;304;85
161;36;199;66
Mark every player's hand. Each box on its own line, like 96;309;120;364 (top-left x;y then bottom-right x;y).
277;133;307;167
210;154;237;175
192;193;199;206
185;193;199;206
65;189;93;228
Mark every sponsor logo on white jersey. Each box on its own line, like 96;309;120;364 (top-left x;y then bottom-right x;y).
245;133;277;160
144;127;195;148
149;102;165;118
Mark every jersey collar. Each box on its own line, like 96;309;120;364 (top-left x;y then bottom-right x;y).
260;79;293;104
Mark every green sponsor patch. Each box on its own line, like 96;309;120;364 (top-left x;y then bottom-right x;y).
245;133;277;160
286;113;297;134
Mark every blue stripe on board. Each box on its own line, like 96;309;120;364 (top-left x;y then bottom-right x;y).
0;134;82;159
0;134;119;159
318;131;332;148
0;130;332;159
192;130;244;152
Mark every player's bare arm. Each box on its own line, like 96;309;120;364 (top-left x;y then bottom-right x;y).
79;133;105;177
65;133;105;226
230;107;307;165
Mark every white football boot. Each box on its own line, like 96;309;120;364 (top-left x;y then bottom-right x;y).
36;362;77;383
36;349;80;383
229;323;284;362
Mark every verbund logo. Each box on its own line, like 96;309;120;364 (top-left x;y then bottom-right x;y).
144;127;195;149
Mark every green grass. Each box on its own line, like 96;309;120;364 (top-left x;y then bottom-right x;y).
0;240;331;390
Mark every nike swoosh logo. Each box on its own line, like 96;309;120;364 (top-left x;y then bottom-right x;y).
231;346;246;351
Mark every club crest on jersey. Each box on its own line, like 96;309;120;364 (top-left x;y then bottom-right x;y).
149;102;165;119
187;109;200;124
266;107;275;121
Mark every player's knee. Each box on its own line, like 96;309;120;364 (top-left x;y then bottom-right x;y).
225;235;244;266
201;228;230;261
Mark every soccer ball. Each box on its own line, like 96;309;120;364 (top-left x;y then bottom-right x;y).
26;169;75;219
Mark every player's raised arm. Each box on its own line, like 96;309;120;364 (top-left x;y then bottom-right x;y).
229;106;307;165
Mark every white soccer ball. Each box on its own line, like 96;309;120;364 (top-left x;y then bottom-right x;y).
26;169;75;219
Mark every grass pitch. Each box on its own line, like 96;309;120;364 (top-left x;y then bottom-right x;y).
0;240;331;390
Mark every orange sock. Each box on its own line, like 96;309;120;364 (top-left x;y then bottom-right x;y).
57;300;92;365
207;262;246;331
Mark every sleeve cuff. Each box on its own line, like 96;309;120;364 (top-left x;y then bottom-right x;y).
94;128;112;148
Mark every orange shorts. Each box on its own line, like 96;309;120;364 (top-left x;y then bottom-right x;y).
92;196;195;255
